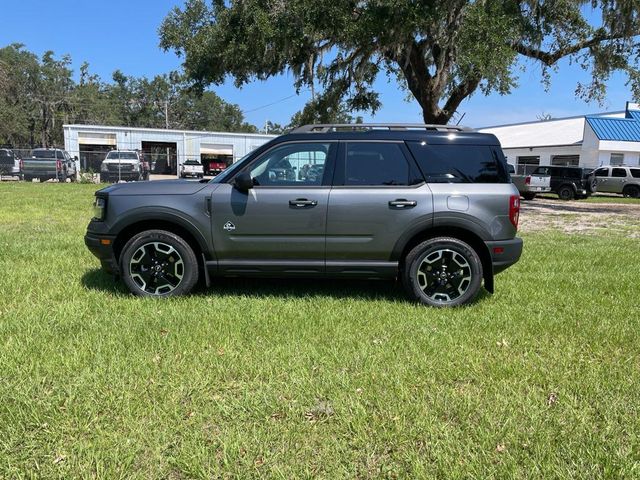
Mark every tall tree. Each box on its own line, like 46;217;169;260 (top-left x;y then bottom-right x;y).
160;0;640;124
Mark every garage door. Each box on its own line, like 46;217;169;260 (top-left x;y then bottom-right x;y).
200;144;233;156
78;132;117;146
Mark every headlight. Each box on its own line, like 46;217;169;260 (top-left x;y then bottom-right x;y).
93;197;106;220
100;163;108;172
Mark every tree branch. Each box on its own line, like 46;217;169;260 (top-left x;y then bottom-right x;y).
513;31;629;66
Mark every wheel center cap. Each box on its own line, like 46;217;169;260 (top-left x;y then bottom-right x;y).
154;265;163;272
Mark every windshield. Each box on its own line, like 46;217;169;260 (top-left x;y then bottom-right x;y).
184;160;201;165
106;151;138;160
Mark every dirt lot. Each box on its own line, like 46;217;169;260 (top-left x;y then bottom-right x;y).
520;197;640;237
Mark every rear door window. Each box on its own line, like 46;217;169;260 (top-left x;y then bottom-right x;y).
336;142;422;186
406;143;509;183
612;168;627;178
630;169;640;179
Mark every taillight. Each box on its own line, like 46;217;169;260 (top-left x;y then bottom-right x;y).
19;159;23;171
525;176;531;185
56;160;62;171
509;195;520;229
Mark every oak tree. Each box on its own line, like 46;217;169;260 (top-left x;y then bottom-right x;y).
160;0;640;124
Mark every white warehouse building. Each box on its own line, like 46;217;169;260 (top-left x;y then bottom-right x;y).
63;124;276;175
479;102;640;174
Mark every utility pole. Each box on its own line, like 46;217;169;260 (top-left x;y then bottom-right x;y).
164;100;169;129
265;120;269;135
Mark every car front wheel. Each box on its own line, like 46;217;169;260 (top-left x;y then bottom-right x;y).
402;237;483;307
120;230;199;297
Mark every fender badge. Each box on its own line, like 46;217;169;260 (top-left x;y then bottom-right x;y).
223;221;236;232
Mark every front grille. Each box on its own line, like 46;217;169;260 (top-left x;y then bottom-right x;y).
107;164;134;172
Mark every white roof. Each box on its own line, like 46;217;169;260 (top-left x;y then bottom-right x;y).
479;111;626;148
63;124;275;139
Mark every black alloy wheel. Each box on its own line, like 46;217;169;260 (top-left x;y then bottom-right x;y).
120;230;199;297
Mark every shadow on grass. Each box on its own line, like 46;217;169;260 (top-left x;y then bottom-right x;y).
81;268;493;304
81;269;128;295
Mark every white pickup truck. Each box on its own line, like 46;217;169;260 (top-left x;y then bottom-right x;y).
507;164;551;200
180;160;204;179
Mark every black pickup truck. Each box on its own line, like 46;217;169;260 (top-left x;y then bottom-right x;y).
532;166;597;200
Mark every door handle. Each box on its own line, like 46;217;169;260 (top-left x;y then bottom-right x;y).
389;199;417;208
289;198;318;208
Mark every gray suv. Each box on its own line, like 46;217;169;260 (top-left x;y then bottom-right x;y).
85;124;523;307
593;165;640;198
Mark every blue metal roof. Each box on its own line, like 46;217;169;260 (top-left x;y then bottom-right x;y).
585;115;640;142
626;109;640;121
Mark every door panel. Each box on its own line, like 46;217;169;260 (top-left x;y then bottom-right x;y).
326;185;433;268
326;141;433;275
211;184;329;270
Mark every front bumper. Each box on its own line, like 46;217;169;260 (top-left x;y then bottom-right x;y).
485;237;523;275
85;224;118;274
100;172;140;183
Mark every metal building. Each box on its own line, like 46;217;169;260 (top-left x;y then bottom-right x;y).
63;124;276;175
479;102;640;174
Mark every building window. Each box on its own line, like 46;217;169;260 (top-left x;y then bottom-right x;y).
516;156;540;175
610;153;624;166
551;155;579;166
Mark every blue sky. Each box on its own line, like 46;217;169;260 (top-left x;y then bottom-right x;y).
0;0;634;128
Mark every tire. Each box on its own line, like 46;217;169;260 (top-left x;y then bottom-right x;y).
558;185;574;201
522;193;536;201
623;185;640;198
402;237;483;307
120;230;199;298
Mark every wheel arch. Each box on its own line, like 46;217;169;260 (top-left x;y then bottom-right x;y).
112;215;210;263
393;225;494;293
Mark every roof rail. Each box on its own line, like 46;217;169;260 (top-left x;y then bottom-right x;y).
290;123;473;134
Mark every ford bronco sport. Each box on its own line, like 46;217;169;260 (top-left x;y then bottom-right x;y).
85;124;523;307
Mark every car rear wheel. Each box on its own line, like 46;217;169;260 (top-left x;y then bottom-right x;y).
623;185;640;198
402;237;483;307
120;230;199;297
558;185;574;201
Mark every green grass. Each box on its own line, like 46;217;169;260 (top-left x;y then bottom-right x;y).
539;193;640;204
1;182;639;478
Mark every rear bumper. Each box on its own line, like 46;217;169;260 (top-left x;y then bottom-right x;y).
485;238;523;274
522;186;551;194
85;229;118;275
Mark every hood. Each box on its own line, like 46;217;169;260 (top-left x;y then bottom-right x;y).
101;179;209;196
102;159;139;164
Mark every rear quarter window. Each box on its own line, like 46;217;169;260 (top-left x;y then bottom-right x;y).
406;143;509;183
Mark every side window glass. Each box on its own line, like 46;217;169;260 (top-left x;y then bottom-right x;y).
612;168;627;178
594;168;608;177
248;143;330;186
407;143;509;183
344;143;411;186
56;150;64;160
630;169;640;179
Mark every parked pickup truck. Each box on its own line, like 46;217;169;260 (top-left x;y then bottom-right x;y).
100;150;145;183
0;149;22;179
206;160;227;176
507;164;551;200
180;159;204;179
23;148;77;182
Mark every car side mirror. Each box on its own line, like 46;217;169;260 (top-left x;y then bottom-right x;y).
73;156;78;161
233;172;254;191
